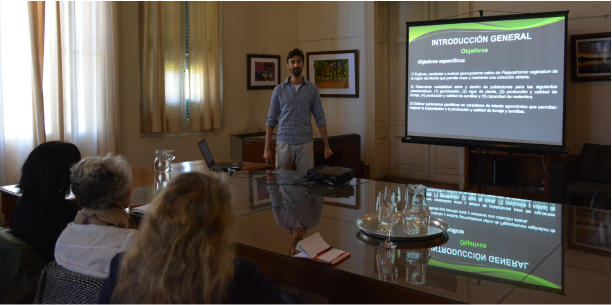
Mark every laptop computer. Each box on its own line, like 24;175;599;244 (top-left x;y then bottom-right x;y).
198;139;243;171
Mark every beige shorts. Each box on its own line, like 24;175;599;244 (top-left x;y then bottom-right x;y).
275;140;314;171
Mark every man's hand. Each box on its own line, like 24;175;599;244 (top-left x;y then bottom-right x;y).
263;146;272;164
264;126;275;165
324;147;333;159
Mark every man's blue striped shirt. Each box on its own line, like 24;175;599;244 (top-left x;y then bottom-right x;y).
266;77;326;145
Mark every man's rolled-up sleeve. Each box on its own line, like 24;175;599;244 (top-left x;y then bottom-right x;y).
266;87;281;127
311;86;327;127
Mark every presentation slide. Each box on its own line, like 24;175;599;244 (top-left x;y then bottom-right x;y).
406;13;567;148
427;189;562;291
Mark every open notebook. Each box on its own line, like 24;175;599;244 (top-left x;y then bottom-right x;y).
293;233;350;265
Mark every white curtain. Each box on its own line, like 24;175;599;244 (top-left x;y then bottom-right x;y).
0;1;36;186
141;2;183;134
0;1;119;186
188;1;221;132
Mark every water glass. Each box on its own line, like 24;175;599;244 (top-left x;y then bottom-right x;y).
376;248;398;283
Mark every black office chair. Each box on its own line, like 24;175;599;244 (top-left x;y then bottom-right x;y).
590;190;611;211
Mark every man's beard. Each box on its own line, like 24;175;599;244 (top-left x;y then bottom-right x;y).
291;67;302;77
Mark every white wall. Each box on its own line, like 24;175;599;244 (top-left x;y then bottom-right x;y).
472;1;611;154
116;2;298;169
298;2;366;159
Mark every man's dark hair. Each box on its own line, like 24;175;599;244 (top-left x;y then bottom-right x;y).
18;141;81;199
287;48;305;63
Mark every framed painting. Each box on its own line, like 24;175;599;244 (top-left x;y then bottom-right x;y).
567;206;611;257
247;54;281;90
306;50;359;98
249;176;272;210
570;32;611;82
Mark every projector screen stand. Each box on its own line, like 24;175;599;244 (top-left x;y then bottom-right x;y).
465;148;491;195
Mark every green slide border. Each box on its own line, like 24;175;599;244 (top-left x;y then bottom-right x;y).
409;17;565;43
429;258;562;289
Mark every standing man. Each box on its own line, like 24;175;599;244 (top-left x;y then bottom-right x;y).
264;48;333;171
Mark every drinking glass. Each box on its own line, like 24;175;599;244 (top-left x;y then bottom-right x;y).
403;184;419;236
154;149;170;172
376;248;398;283
386;186;404;223
378;192;398;249
165;150;176;171
375;192;386;234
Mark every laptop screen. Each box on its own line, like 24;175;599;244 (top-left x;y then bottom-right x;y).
198;139;215;168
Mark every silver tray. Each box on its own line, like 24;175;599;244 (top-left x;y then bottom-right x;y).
356;212;449;241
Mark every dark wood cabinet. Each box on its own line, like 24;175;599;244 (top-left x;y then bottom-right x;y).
232;133;363;178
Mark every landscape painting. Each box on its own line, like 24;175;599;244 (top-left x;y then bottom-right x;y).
306;50;359;97
314;59;349;89
571;33;611;82
577;39;611;74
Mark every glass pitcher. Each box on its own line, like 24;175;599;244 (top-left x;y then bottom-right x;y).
154;149;170;173
403;184;431;236
405;248;431;285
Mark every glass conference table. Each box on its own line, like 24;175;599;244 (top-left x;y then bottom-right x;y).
128;170;610;304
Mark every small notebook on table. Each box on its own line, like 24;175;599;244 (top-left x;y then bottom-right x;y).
293;232;350;265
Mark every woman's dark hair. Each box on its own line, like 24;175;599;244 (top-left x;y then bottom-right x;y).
18;141;81;199
286;48;305;63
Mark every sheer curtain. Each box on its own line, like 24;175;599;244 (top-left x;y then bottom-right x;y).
0;1;119;187
0;1;36;186
141;1;220;134
188;1;221;132
141;2;183;134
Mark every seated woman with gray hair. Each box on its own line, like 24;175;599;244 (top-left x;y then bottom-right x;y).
54;154;138;278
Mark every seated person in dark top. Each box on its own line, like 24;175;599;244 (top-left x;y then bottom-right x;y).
98;171;285;304
11;141;81;263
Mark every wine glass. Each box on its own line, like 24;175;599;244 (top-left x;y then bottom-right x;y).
165;150;175;171
385;185;403;220
378;192;398;249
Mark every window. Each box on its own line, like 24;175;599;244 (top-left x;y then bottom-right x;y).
140;1;221;135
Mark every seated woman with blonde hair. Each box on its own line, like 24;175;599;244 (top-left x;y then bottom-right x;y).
98;171;285;304
54;155;137;278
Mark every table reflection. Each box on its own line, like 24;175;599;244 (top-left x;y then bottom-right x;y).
267;171;324;256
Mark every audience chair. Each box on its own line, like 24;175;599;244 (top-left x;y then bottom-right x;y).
34;261;105;304
0;227;46;303
590;190;611;211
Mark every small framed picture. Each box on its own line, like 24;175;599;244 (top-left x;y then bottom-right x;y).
247;54;281;90
249;177;272;210
306;50;359;98
570;32;611;82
